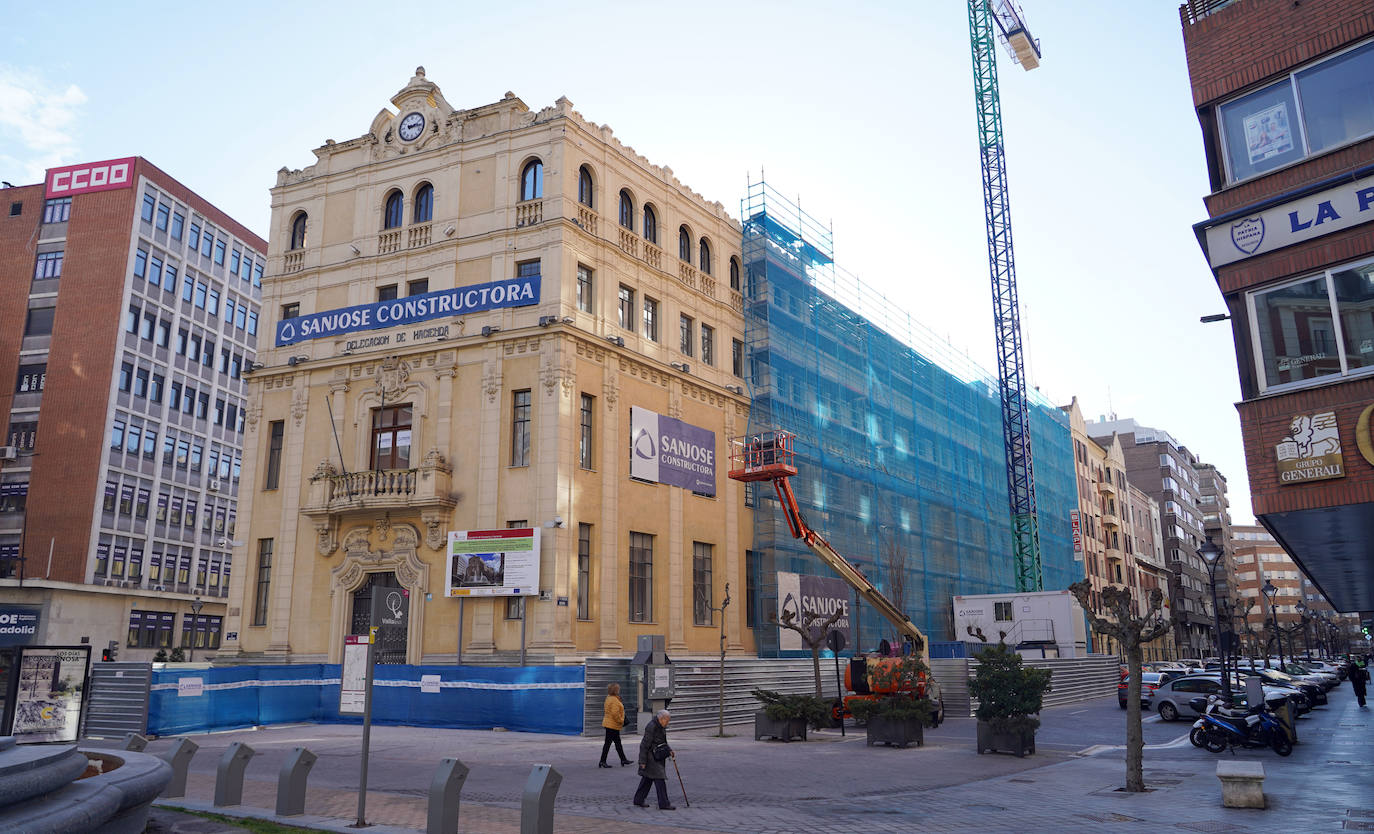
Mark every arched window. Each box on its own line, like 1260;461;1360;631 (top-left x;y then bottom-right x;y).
729;256;740;291
699;238;712;275
678;226;691;263
521;159;543;201
413;183;433;223
383;191;404;229
289;212;307;250
578;166;594;207
643;205;657;244
619;190;634;230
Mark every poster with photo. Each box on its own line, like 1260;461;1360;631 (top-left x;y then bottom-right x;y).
12;646;90;744
446;527;541;597
1244;103;1293;164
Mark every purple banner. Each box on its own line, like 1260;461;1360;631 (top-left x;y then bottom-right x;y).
629;407;716;497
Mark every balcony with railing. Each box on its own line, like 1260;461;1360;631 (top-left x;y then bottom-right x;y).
617;228;639;258
643;243;661;270
302;451;455;519
283;252;305;274
378;230;402;255
516;199;543;228
576;206;597;236
408;223;431;249
1179;0;1241;26
678;263;697;290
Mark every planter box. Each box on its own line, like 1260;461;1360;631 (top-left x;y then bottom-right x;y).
976;720;1035;757
754;711;808;742
865;715;923;748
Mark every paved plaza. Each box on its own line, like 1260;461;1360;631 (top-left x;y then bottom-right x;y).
131;682;1373;833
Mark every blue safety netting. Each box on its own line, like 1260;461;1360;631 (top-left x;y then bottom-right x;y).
149;664;585;736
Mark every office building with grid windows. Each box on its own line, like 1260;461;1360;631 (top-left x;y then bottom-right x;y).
0;158;263;659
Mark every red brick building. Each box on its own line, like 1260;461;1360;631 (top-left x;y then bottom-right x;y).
0;158;263;658
1181;0;1374;614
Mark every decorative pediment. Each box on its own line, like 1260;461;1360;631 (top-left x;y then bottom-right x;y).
369;67;458;159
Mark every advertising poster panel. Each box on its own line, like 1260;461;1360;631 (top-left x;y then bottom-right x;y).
12;646;90;744
629;406;716;496
446;528;542;597
775;572;853;652
0;604;42;647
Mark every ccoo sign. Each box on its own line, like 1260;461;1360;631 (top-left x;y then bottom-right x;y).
45;157;137;198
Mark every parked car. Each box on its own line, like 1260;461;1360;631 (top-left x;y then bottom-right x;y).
1151;674;1295;721
1238;665;1325;706
1118;671;1169;709
1281;662;1338;690
1303;659;1347;680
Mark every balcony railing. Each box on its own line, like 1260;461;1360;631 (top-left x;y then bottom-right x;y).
576;206;597;236
302;453;456;519
408;223;431;249
618;228;639;258
1180;0;1240;26
700;276;716;300
516;200;543;228
378;230;402;254
283;252;304;274
678;263;697;290
643;242;661;270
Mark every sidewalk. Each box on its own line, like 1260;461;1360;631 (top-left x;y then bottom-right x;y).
145;683;1373;832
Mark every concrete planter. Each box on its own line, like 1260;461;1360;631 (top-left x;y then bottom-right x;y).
0;739;171;834
754;711;808;742
864;715;924;748
976;720;1036;757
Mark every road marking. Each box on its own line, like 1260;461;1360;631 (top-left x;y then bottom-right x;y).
1069;709;1088;715
1078;731;1193;756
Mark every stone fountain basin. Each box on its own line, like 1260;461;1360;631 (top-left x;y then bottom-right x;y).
0;738;171;834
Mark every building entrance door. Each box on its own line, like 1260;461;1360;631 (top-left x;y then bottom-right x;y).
351;572;408;664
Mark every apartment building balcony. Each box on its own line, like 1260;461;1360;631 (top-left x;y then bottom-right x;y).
1097;478;1117;497
574;206;597;236
618;228;638;258
678;263;698;290
516;199;543;228
283;252;305;274
301;451;456;522
408;223;431;249
378;230;402;255
1101;506;1119;527
643;242;661;270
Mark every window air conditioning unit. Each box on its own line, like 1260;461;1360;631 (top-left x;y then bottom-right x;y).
154;586;166;592
0;446;17;461
207;480;222;492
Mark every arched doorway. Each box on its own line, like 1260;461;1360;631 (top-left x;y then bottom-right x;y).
351;572;408;664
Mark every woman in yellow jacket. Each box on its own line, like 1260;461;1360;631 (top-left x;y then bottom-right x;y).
599;682;633;767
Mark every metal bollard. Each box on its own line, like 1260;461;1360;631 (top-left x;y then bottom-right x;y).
213;741;256;807
122;732;149;752
519;764;562;834
275;747;317;816
426;757;470;834
159;738;198;798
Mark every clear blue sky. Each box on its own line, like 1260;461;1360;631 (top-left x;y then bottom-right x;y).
1;1;1250;522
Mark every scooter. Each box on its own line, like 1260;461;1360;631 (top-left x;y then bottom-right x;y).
1189;695;1292;756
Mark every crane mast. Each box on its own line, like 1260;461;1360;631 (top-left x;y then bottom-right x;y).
968;0;1043;592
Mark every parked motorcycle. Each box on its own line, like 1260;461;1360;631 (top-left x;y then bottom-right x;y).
1188;695;1292;756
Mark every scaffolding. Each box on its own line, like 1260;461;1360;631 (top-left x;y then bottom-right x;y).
740;178;1078;654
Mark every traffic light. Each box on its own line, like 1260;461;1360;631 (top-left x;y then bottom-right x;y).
101;640;118;662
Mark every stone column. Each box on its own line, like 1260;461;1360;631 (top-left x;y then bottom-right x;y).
724;404;745;651
468;354;503;653
598;376;621;652
531;339;575;652
268;374;311;657
215;389;263;660
666;388;685;652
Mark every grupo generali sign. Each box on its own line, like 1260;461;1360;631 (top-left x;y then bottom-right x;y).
275;276;540;346
446;527;541;598
45;157;136;198
629;407;716;496
776;572;852;652
1274;411;1345;485
1202;171;1374;268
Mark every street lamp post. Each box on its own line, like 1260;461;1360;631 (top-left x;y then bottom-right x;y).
188;596;204;663
1262;579;1284;668
1198;537;1231;703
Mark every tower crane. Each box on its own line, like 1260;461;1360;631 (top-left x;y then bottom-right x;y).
968;1;1044;591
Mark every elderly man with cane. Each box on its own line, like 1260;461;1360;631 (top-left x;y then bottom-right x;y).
632;709;685;810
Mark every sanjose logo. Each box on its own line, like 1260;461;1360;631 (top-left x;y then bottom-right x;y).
45;157;137;198
633;427;657;460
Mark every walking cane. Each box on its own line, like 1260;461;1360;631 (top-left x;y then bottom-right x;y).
670;754;690;807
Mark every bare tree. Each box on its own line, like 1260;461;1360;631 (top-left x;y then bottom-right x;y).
1069;580;1176;793
882;529;908;619
1231;598;1261;661
772;605;846;698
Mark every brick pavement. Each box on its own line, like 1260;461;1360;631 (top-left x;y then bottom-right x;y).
147;679;1374;832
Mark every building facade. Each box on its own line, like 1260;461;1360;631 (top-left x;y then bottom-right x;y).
217;70;751;665
1181;0;1374;614
0;158;263;658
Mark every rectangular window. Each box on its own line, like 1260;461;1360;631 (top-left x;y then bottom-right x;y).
155;202;170;231
126;306;139;334
618;285;634;330
188;334;200;362
1249;260;1374;392
15;363;45;393
370;405;412;469
213;240;226;265
693;541;713;626
679;314;693;356
377;284;398;302
701;325;714;366
236;306;247;330
196;392;209;420
182;275;194;302
577;265;593;313
194;282;207;309
141;193;156;222
181;614;223;650
642;297;659;341
510;390;531;466
141;312;155;340
201;231;214;258
42;198;70;223
577;523;592;620
732;338;744;377
35;251;63;280
565;390;591;476
516;259;540;278
24;308;55;336
281;302;300;320
6;421;35;451
253;539;273;626
745;549;758;627
629;532;653;623
994;601;1014;621
223;298;235;325
118;362;133;392
207;288;219;316
230;250;240;275
407;278;429;296
142;428;157;458
188;222;201;250
253;263;263;287
170;211;184;240
112;420;125;449
134;368;149;398
247;312;258;336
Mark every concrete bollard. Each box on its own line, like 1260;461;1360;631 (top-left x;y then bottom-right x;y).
275;747;317;817
159;738;198;799
213;742;256;807
519;764;562;834
426;757;470;834
122;732;149;752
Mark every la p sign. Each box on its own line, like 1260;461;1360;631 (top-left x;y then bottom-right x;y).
45;157;137;198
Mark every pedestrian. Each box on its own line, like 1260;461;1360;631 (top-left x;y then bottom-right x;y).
632;709;676;810
599;682;632;768
1350;659;1369;708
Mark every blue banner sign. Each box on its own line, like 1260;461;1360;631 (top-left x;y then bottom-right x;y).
275;276;540;346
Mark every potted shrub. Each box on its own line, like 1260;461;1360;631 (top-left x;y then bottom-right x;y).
751;688;829;742
968;644;1052;757
849;694;934;748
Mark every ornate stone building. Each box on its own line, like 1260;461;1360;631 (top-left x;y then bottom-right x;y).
218;70;750;664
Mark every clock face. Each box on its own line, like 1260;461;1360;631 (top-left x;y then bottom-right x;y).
398;112;425;142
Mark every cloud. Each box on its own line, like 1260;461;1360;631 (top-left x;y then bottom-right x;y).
0;66;87;184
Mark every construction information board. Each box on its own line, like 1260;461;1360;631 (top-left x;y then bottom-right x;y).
340;635;369;715
446;527;541;597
